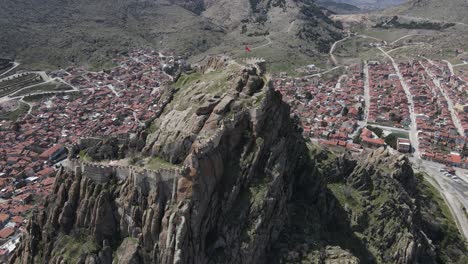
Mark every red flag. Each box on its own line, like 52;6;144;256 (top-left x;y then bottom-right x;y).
245;46;251;52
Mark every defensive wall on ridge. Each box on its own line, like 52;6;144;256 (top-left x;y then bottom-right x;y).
62;158;185;185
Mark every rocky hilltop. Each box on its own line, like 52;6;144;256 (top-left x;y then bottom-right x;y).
269;146;467;263
11;57;312;263
11;58;467;264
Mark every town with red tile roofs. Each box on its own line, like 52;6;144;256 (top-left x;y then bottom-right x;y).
0;49;179;255
0;48;467;257
275;60;467;167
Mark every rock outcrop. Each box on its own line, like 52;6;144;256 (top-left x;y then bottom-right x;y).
269;146;466;264
11;58;314;264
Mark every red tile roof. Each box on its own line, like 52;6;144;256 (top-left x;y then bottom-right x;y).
0;227;14;239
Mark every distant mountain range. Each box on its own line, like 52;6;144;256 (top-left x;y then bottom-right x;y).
327;0;406;10
316;0;362;14
392;0;468;23
0;0;342;70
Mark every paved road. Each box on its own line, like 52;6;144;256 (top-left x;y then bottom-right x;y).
415;159;468;240
378;47;420;159
303;66;342;78
329;33;386;65
106;84;120;97
0;62;20;79
390;34;424;45
422;59;465;136
19;98;33;116
363;62;370;124
386;43;427;54
362;123;409;134
442;60;455;76
453;62;468;68
352;62;371;139
357;34;387;45
329;35;351;65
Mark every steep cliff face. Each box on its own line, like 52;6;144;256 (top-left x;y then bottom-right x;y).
11;58;316;264
269;147;467;263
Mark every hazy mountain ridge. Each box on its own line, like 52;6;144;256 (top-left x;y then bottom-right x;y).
0;0;342;70
332;0;406;10
390;0;468;23
316;0;362;14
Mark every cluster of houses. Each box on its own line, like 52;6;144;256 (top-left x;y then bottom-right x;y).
274;60;467;168
415;60;467;167
275;64;365;145
423;60;467;137
0;49;174;256
368;63;411;128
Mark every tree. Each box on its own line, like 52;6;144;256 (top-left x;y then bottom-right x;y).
342;106;349;116
366;125;383;138
353;131;362;144
385;134;398;149
358;107;364;120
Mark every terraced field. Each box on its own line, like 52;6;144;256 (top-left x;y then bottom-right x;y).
0;73;44;97
12;81;73;97
0;64;13;76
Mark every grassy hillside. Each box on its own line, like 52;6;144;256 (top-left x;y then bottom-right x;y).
389;0;468;24
316;0;362;14
0;0;225;70
0;0;342;72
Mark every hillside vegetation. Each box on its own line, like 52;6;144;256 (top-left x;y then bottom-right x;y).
390;0;468;24
0;0;342;71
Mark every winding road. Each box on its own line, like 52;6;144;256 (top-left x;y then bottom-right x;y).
442;60;455;76
416;159;468;240
303;66;342;78
329;33;387;65
390;34;424;45
329;33;351;65
0;62;20;78
252;36;272;50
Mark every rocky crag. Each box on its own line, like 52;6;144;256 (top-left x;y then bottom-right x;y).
269;147;467;263
11;58;466;264
11;57;312;263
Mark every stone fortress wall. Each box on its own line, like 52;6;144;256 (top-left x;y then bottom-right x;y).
62;158;184;185
60;57;266;189
242;57;266;74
